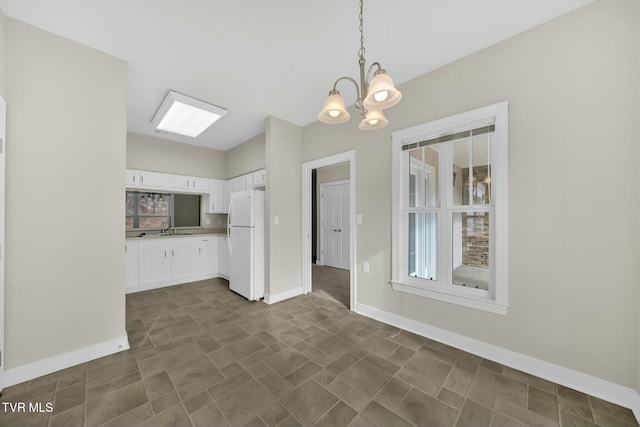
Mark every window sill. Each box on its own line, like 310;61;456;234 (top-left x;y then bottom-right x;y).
390;280;509;316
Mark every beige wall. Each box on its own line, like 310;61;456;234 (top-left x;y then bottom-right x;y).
265;117;303;296
127;132;226;179
0;9;5;94
4;18;128;368
225;132;265;179
303;0;640;388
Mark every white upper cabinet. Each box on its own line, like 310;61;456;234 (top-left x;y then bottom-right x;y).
252;169;266;188
170;174;192;191
126;169;140;187
170;174;210;193
139;170;170;190
205;179;224;214
126;169;213;194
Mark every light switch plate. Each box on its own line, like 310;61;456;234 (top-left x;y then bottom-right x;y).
274;215;280;225
363;262;370;273
356;214;363;224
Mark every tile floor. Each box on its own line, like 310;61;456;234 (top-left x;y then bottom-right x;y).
311;264;350;308
1;278;638;427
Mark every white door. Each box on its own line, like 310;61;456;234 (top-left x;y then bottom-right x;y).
321;182;350;270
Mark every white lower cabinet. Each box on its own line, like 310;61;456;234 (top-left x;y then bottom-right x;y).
198;238;218;276
218;236;230;279
170;238;199;281
125;241;139;289
138;240;171;287
127;235;224;293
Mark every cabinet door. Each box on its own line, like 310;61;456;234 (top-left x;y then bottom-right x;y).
198;238;218;276
126;169;140;187
140;171;170;190
223;180;231;213
231;175;247;193
191;176;210;192
170;238;199;280
170;174;192;191
139;240;171;286
218;236;230;279
125;241;139;289
206;179;224;213
252;169;266;187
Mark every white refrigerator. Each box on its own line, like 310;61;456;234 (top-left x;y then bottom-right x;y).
228;189;265;301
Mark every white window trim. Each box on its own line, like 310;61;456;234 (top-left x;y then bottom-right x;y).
391;101;509;315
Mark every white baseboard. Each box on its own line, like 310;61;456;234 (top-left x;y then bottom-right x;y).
355;303;640;420
126;274;221;294
263;286;305;305
4;334;130;387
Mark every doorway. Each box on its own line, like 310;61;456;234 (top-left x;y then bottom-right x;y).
319;180;350;270
301;151;355;310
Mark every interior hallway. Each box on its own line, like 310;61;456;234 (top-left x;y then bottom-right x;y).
312;264;350;308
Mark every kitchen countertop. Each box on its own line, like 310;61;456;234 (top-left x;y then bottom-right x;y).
126;231;227;240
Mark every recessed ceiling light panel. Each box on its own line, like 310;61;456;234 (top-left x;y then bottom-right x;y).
151;90;227;138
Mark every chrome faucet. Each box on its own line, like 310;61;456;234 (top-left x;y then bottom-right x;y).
161;225;172;234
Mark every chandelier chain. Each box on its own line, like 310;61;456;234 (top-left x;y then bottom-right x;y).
358;0;365;62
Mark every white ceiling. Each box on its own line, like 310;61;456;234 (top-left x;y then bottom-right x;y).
0;0;593;152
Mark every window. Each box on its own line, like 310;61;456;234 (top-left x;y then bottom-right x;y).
391;102;509;315
126;192;172;230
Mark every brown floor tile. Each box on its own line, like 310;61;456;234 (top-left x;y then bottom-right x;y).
5;279;638;427
258;401;290;427
280;380;339;427
136;403;191;427
455;399;492;427
395;387;459;427
327;379;371;412
85;381;148;426
493;398;559;427
52;382;85;414
191;402;229;427
216;379;277;426
472;368;527;407
342;358;393;397
361;400;412;427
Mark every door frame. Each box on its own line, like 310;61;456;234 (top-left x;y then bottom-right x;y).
318;179;350;268
301;150;356;310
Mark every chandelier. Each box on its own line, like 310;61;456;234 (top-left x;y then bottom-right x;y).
317;0;402;130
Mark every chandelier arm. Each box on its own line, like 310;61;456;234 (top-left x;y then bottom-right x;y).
365;62;383;85
332;76;364;110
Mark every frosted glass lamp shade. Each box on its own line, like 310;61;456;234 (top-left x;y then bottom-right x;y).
359;109;389;130
317;91;350;124
363;71;402;110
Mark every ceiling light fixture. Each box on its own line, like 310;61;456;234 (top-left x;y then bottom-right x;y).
317;0;401;131
151;90;228;138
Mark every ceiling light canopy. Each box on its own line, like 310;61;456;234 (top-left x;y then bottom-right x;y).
317;0;401;131
151;90;227;138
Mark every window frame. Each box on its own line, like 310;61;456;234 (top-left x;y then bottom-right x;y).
391;101;509;315
126;191;174;231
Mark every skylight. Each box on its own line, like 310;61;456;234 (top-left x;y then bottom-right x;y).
151;91;227;138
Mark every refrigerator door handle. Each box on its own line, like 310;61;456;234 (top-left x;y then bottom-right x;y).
227;199;233;254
